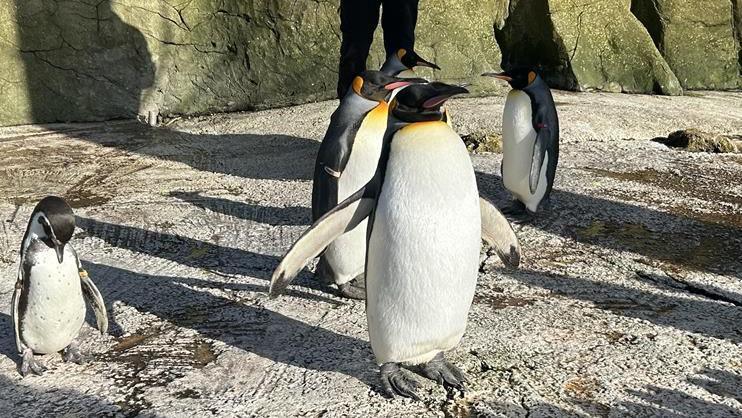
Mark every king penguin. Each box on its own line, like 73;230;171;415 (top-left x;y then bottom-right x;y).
379;48;454;127
482;68;559;217
270;83;521;399
11;196;108;376
380;48;440;79
313;70;424;299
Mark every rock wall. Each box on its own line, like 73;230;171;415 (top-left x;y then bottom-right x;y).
0;0;739;126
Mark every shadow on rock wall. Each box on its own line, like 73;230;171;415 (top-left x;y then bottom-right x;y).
15;0;154;123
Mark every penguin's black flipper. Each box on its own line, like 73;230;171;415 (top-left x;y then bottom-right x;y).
271;187;376;297
80;271;108;334
11;266;24;354
529;127;550;194
71;247;108;334
479;197;521;268
312;110;363;221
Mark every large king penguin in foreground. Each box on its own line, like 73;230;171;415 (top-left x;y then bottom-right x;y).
313;71;424;299
483;68;559;217
272;83;521;399
12;196;108;376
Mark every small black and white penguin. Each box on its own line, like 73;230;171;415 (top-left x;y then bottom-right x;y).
483;68;559;216
271;83;521;399
380;48;440;78
11;196;108;376
313;70;425;299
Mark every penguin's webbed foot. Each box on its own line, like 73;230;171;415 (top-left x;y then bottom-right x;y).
62;342;89;364
421;352;467;391
380;362;421;400
338;274;366;300
20;348;47;377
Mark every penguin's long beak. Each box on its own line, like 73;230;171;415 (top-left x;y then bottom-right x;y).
421;84;469;109
482;72;512;81
52;239;64;263
417;58;441;70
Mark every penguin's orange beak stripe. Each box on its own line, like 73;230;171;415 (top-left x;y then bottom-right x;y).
384;81;412;90
422;96;449;109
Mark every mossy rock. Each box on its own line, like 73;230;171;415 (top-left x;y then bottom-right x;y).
496;0;683;95
462;132;503;153
632;0;741;90
653;129;742;153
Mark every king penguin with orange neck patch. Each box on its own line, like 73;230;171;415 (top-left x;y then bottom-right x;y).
380;48;455;128
269;83;521;399
483;68;559;220
380;48;439;79
312;71;423;299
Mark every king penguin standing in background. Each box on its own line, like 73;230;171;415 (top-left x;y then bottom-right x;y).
483;68;559;218
270;82;521;399
313;71;423;299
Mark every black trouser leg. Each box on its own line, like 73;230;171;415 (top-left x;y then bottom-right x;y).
337;0;382;98
381;0;419;57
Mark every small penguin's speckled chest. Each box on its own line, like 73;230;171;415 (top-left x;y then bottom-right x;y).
21;241;86;354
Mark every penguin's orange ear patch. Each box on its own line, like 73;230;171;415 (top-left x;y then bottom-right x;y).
352;76;364;95
528;71;536;85
397;49;407;59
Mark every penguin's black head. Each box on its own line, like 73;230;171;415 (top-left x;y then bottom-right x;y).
352;70;427;102
30;196;75;263
390;82;468;122
482;67;539;90
397;48;441;71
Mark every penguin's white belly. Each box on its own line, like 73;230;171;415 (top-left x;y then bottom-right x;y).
21;246;86;354
367;122;481;365
325;104;388;285
502;90;549;212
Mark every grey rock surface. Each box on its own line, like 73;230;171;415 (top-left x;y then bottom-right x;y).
0;90;741;416
2;0;741;126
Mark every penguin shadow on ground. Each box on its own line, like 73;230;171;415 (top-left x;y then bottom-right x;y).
0;374;128;417
512;269;742;343
75;216;335;304
475;171;742;279
77;123;318;181
606;368;742;416
0;313;18;365
169;191;311;226
83;261;377;387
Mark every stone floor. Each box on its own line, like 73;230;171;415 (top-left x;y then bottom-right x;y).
0;90;740;417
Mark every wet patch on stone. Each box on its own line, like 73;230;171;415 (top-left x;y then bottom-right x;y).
575;220;740;276
98;326;218;416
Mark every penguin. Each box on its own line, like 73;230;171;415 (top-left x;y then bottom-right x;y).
482;68;559;217
379;48;454;127
271;83;521;399
313;70;425;299
11;196;108;376
380;48;440;79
